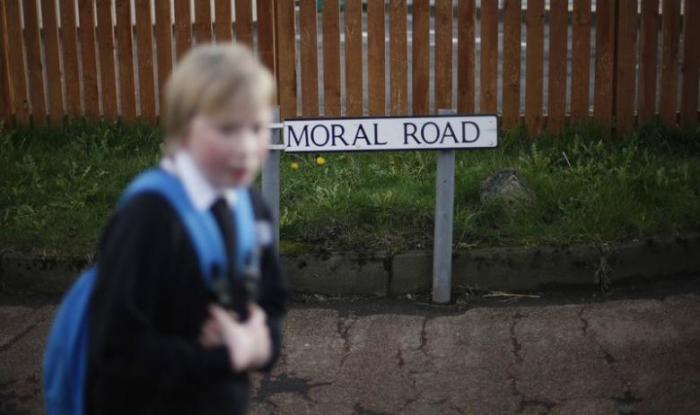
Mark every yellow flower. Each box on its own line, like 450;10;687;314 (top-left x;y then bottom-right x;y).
290;162;299;171
315;156;326;166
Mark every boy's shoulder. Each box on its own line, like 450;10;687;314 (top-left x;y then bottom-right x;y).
117;191;176;217
96;192;183;262
107;192;180;235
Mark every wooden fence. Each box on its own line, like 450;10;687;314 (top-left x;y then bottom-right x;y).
0;0;698;134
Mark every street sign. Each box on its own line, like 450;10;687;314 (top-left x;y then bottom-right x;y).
283;115;498;153
263;109;500;304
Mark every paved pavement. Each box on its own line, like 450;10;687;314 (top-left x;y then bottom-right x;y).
2;274;700;414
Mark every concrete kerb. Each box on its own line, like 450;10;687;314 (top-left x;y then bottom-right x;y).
1;233;699;297
390;232;700;296
281;251;389;297
0;253;93;295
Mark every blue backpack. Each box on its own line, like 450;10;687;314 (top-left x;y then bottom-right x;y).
42;167;258;415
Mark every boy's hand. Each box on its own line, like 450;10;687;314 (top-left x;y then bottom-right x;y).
198;309;242;348
206;304;272;372
199;315;225;348
246;304;273;368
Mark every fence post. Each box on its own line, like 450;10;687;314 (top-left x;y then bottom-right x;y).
262;106;282;250
0;3;12;126
433;108;456;304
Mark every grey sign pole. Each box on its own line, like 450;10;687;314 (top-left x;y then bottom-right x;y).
433;108;456;304
262;106;282;250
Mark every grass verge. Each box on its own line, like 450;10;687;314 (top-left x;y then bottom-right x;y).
1;120;698;256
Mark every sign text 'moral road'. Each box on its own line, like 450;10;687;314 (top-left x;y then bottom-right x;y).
284;115;498;153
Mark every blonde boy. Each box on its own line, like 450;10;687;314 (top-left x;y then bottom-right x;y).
86;44;288;415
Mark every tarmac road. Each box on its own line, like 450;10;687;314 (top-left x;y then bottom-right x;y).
1;273;700;414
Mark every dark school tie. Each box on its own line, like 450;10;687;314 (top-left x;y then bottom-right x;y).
210;197;237;275
210;196;251;320
210;197;237;305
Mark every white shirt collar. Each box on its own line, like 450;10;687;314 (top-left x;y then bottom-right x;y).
160;149;237;212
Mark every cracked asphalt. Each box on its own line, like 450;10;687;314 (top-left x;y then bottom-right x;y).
2;274;700;414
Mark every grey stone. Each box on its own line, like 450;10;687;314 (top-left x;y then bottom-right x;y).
479;168;537;214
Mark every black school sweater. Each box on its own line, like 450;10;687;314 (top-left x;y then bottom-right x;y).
86;187;288;415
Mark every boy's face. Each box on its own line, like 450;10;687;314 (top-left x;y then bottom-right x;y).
185;100;272;189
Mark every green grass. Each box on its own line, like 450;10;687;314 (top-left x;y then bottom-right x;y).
0;121;162;256
1;120;699;256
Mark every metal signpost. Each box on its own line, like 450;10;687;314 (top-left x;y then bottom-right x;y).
433;109;457;303
263;106;498;303
262;107;283;250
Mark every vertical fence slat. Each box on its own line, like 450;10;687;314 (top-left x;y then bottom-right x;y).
0;3;12;124
502;0;521;129
135;0;156;120
547;0;568;133
390;0;408;115
174;0;192;59
235;0;253;46
435;0;452;112
525;0;544;136
96;0;118;119
322;0;341;116
412;0;429;115
214;0;232;42
276;0;296;119
680;0;699;128
23;0;47;124
60;0;81;117
457;0;475;113
480;0;498;113
614;0;638;133
194;0;212;43
345;0;362;116
368;0;386;115
115;0;136;120
638;0;658;124
4;0;29;122
299;0;319;116
79;0;99;117
593;0;616;126
60;0;82;117
570;0;591;122
659;0;680;126
434;0;451;112
155;0;173;115
257;0;275;71
42;0;63;123
257;0;276;72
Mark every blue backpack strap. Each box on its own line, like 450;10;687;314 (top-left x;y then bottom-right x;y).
43;266;97;415
118;168;227;287
232;187;258;275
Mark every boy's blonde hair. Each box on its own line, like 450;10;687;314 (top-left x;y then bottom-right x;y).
162;43;275;152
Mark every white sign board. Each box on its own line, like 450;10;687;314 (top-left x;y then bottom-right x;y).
283;115;498;153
